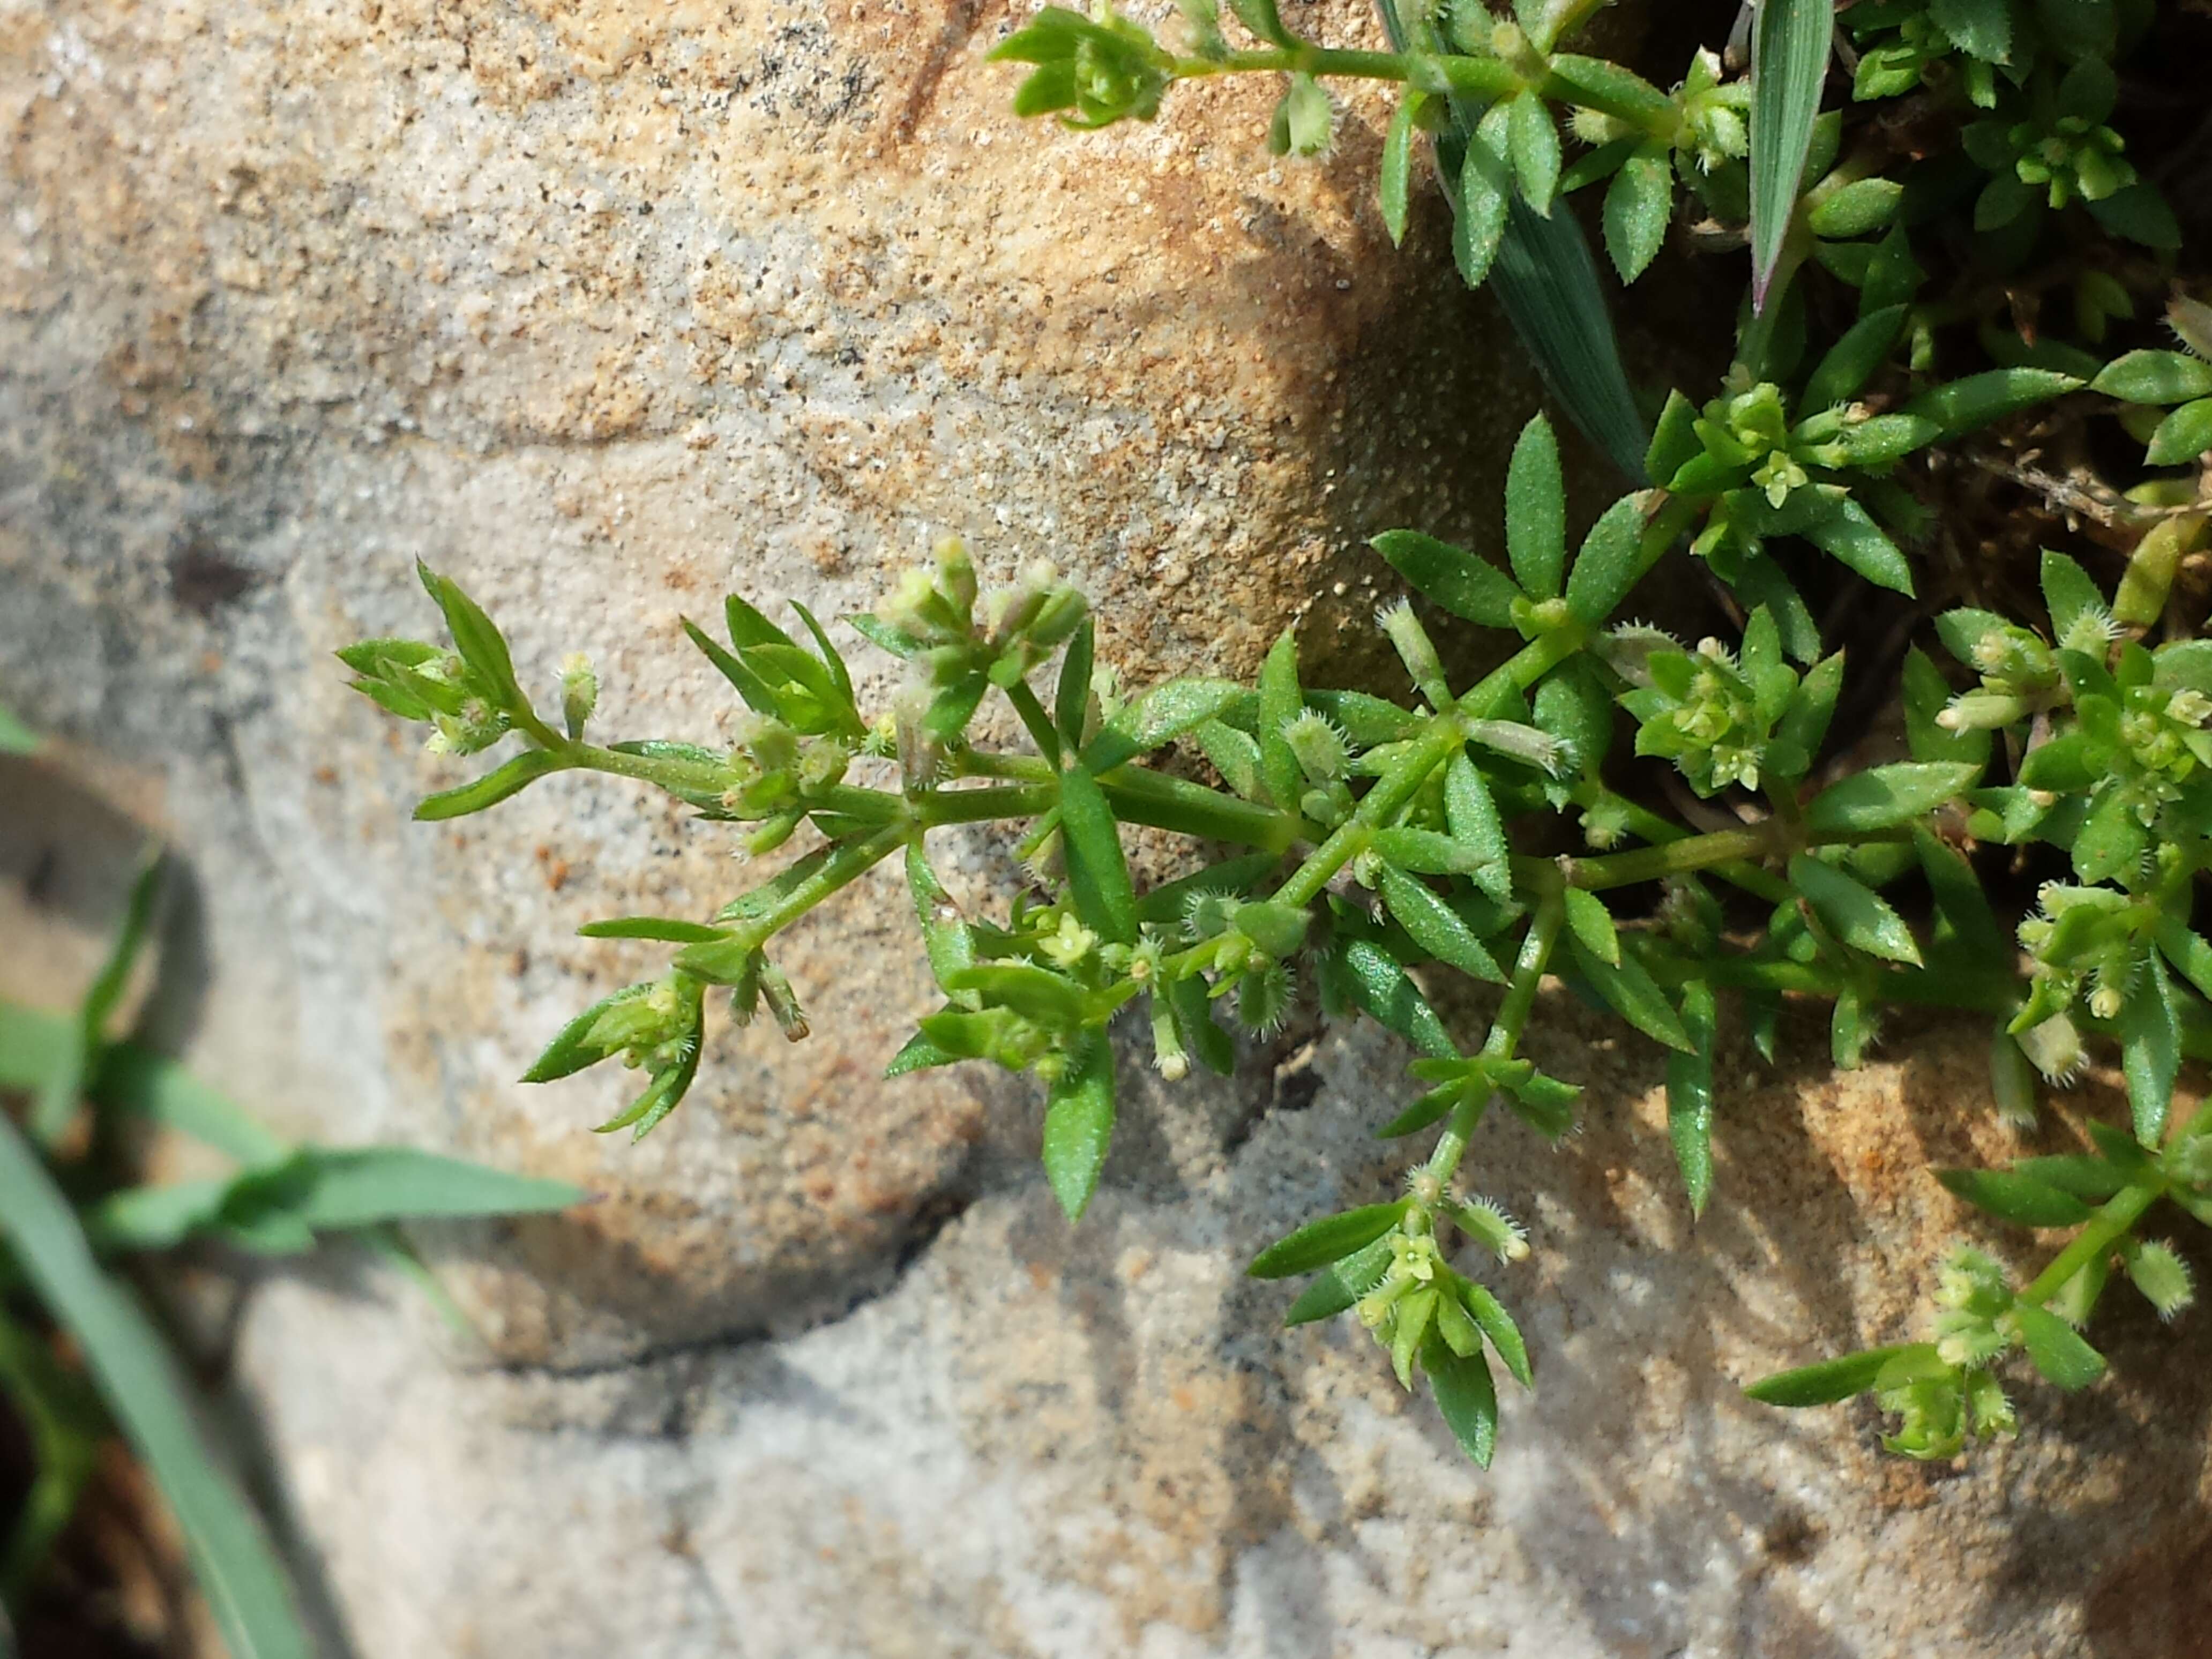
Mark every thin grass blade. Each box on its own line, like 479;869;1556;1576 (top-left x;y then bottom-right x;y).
1748;0;1833;313
0;1112;312;1659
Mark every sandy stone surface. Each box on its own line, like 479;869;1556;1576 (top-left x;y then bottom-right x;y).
4;1;2209;1655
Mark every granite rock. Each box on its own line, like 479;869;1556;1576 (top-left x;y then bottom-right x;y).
4;1;2209;1655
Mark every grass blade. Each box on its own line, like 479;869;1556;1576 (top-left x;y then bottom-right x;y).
1748;0;1833;313
0;1111;312;1659
1374;0;1648;480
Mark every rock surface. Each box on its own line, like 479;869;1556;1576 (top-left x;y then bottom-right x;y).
3;2;2210;1656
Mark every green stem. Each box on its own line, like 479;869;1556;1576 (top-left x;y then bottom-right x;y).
913;785;1056;826
1578;785;1790;902
1557;823;1911;892
566;741;727;797
1276;626;1590;910
1168;44;1677;140
1425;890;1566;1185
2021;1181;2163;1306
1098;768;1302;851
729;823;909;951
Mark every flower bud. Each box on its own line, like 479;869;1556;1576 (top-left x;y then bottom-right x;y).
1452;1196;1530;1262
559;652;599;740
1377;600;1451;709
2123;1239;2194;1321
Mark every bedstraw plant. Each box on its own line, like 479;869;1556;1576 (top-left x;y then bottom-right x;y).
342;0;2212;1471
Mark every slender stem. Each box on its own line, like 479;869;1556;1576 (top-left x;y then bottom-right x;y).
914;784;1056;826
1426;891;1566;1185
1557;823;1911;891
1098;768;1302;851
566;741;726;796
1166;43;1678;140
1578;785;1790;902
2021;1181;2163;1307
729;823;908;951
1276;627;1591;910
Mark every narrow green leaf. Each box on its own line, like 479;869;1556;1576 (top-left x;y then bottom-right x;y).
1667;980;1718;1216
1558;136;1636;195
1087;677;1250;773
1935;1167;2093;1228
274;1147;582;1231
1803;762;1979;833
2011;1303;2106;1391
1380;92;1421;245
36;851;163;1144
1805;177;1902;240
1337;939;1456;1058
1249;1199;1411;1279
1800;305;1907;414
1803;497;1915;595
1748;0;1833;312
1901;648;1990;768
417;562;525;716
0;1112;313;1659
1167;974;1238;1076
1227;0;1292;45
1455;104;1514;287
1374;0;1648;477
1443;753;1508;877
576;917;727;942
1915;826;2005;962
2093;349;2212;405
1378;867;1505;982
907;842;980;996
1373;531;1522;627
2012;1154;2126;1201
1507;91;1561;216
1560;887;1619;968
1458;1279;1531;1387
1057;763;1138;946
2087;183;2182;251
1492;200;1650;479
2155;917;2212;1004
2147;397;2212;466
1745;1344;1919;1406
82;1179;234;1254
1257;631;1304;812
1505;415;1566;600
1930;0;2011;60
1789;854;1922;965
1425;1339;1499;1466
789;601;855;710
1564;495;1650;624
1567;935;1693;1051
1899;368;2079;438
1306;690;1423;746
2039;549;2105;642
1041;1036;1117;1221
885;1027;962;1078
2120;952;2180;1145
412;749;566;821
846;614;927;660
1284;1236;1395;1325
1602;144;1672;284
944;963;1088;1029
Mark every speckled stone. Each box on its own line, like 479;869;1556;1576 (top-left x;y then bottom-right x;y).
5;2;2210;1655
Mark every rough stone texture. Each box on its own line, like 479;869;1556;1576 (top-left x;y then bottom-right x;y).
4;1;2210;1656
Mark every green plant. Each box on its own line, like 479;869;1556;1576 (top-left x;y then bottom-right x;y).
0;853;585;1655
339;0;2211;1471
